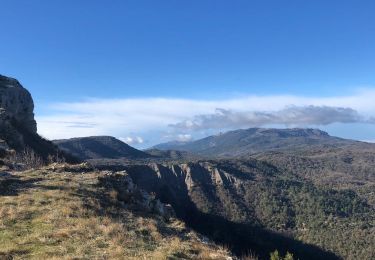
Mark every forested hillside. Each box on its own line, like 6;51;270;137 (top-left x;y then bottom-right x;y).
90;159;375;260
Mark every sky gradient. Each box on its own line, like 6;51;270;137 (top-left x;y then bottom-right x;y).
1;1;375;147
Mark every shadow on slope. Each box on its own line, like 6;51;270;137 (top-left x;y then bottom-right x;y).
183;202;340;260
92;161;343;259
0;172;42;196
141;177;340;260
4;119;79;163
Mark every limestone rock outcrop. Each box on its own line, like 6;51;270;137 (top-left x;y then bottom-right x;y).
99;170;175;220
0;75;37;133
0;74;78;163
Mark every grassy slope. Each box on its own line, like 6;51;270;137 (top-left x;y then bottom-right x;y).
0;167;231;259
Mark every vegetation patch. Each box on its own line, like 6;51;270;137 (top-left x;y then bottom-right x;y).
0;168;231;259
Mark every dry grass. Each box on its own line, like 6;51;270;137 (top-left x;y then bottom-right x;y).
0;168;232;259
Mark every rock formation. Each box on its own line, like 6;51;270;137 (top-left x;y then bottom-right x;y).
0;74;38;151
0;75;37;133
0;74;77;163
99;170;175;220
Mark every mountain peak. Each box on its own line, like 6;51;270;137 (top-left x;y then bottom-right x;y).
54;136;150;160
153;127;349;158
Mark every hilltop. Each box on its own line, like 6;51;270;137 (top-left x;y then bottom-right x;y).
54;136;150;160
153;128;363;158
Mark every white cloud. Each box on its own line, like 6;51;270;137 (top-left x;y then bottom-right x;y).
119;136;144;145
176;134;193;142
35;89;375;147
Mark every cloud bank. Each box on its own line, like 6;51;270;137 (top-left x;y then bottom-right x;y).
170;106;367;131
36;89;375;147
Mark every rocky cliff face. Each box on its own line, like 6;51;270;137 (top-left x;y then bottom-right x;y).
0;74;37;151
0;74;77;163
121;160;276;223
0;75;37;133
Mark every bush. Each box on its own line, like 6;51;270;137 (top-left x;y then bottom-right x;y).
15;148;44;169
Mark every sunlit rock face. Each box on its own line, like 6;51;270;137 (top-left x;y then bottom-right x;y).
0;75;79;162
0;75;37;133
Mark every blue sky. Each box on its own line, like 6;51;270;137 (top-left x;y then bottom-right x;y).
1;1;375;147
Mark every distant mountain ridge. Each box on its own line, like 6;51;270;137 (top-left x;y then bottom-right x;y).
144;148;195;160
153;128;361;157
54;136;150;160
151;140;192;151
